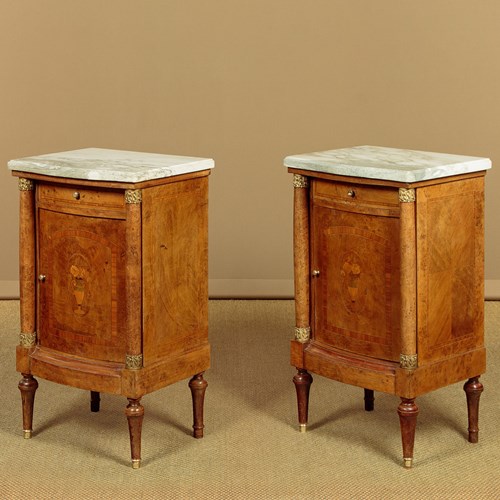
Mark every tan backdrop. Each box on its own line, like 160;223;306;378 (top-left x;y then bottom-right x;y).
1;1;499;298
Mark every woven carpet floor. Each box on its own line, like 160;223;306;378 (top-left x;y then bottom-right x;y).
0;300;499;499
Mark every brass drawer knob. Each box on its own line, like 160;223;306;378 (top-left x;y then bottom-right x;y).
38;274;46;282
347;189;356;198
73;192;81;200
312;270;320;277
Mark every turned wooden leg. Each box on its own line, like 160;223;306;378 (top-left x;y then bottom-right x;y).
18;373;38;439
189;372;208;439
125;398;144;469
90;391;101;412
397;398;419;468
293;369;313;432
463;376;483;444
364;389;375;411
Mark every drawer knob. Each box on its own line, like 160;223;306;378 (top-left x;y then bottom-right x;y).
347;189;356;198
73;192;81;200
38;274;46;283
312;270;320;277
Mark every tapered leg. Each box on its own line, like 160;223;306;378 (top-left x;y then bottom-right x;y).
125;398;144;469
189;373;208;439
18;373;38;439
293;369;313;432
90;391;101;412
397;398;419;468
364;389;375;411
463;376;483;444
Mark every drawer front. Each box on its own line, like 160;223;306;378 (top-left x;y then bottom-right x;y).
37;183;126;219
313;179;400;217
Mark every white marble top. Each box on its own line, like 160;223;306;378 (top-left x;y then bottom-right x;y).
8;148;214;183
284;145;491;183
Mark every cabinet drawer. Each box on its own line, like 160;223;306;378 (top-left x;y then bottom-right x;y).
37;183;126;219
313;179;400;217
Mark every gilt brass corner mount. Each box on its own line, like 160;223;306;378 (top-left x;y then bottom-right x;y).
400;353;418;370
125;189;142;204
19;332;37;348
293;174;309;189
295;326;311;343
18;178;34;191
125;354;143;370
399;188;415;203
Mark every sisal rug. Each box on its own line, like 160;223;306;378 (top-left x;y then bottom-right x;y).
0;300;499;499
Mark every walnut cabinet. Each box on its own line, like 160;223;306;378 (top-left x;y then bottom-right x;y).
286;146;491;467
10;148;213;468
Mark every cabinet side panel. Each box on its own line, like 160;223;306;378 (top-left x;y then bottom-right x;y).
417;177;485;364
142;178;209;365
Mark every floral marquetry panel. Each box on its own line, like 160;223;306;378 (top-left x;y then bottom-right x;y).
38;209;127;363
312;205;401;362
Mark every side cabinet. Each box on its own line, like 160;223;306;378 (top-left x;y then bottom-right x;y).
285;145;490;468
10;148;214;468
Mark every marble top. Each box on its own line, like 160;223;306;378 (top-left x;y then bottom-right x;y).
284;145;491;183
8;148;214;183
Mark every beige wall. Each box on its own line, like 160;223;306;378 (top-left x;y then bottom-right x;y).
1;1;500;298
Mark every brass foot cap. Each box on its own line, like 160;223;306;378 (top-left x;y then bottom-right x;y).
299;424;307;433
403;458;413;468
131;459;141;469
23;430;32;439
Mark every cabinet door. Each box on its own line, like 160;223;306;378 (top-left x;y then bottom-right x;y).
312;204;401;361
37;209;127;362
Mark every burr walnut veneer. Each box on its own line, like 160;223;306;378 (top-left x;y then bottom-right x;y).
9;148;214;468
285;146;491;467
